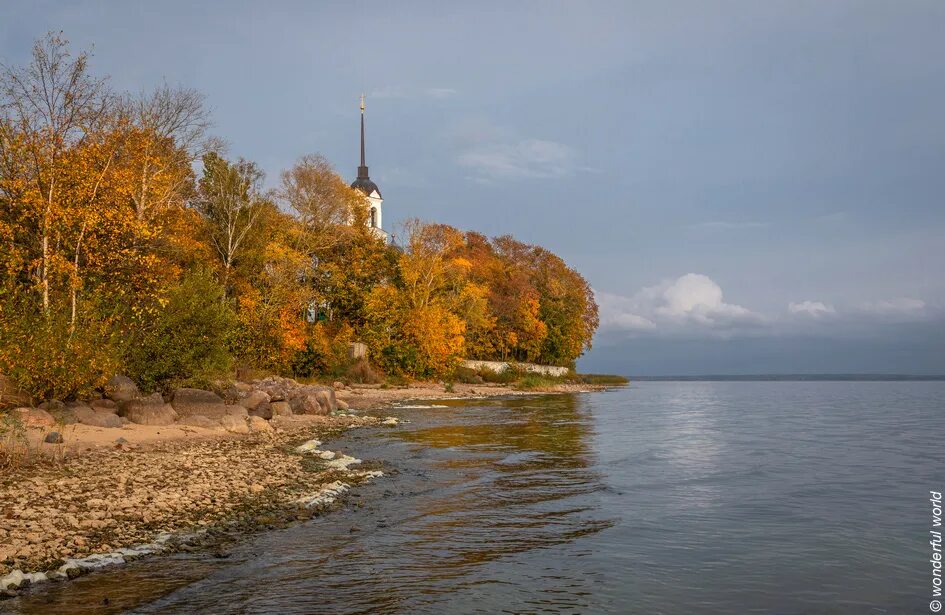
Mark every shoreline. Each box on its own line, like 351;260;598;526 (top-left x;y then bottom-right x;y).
0;381;608;597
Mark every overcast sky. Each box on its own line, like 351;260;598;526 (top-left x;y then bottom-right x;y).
3;1;943;375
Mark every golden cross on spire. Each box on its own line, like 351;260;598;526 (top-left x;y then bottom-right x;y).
360;93;365;113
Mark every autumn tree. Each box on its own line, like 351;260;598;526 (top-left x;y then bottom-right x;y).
193;152;269;295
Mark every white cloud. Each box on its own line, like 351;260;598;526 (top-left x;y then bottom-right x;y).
598;273;762;336
457;138;579;180
788;300;836;318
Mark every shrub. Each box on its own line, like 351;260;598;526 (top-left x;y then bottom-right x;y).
573;373;629;385
514;373;557;390
124;270;235;392
345;358;383;384
0;293;121;401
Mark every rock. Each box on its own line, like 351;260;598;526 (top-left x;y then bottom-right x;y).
114;437;129;445
226;406;248;418
249;401;272;420
332;381;345;390
336;399;349;412
74;407;123;428
179;415;221;430
301;395;328;416
234;382;253;393
238;390;270;411
247;415;272;433
37;399;66;412
44;432;63;444
13;407;56;428
270;401;292;417
89;399;117;411
104;375;139;402
219;415;249;434
118;399;178;426
314;389;336;413
170;388;230;419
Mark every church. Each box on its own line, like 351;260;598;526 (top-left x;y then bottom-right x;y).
349;95;386;241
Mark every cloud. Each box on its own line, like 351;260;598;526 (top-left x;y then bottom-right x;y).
788;300;836;318
598;273;763;336
425;87;457;99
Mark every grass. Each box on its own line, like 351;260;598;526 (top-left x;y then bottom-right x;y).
571;373;630;385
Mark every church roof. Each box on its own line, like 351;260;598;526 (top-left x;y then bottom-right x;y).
351;177;381;198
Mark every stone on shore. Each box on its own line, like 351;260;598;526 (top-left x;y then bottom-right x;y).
301;395;329;416
12;408;56;428
104;375;139;402
249;401;272;420
43;432;63;444
89;399;117;411
336;399;349;412
118;399;178;426
180;415;223;430
270;401;292;417
219;414;249;434
170;388;230;420
238;390;270;411
73;406;123;428
247;415;272;433
226;406;249;418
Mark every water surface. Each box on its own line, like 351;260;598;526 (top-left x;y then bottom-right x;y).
5;381;943;613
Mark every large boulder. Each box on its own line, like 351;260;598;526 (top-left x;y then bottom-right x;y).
104;375;140;402
270;401;292;417
238;390;270;411
73;406;122;428
179;415;222;430
12;407;56;428
170;388;230;420
118;398;178;426
300;395;328;416
247;415;272;433
219;414;249;434
249;401;272;420
89;398;117;411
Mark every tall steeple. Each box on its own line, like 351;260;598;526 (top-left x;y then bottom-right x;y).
357;93;369;180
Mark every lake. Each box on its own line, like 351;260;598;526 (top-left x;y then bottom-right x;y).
5;381;943;614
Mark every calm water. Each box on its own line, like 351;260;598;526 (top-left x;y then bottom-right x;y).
5;381;944;614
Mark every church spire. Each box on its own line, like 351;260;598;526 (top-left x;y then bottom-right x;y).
358;94;369;179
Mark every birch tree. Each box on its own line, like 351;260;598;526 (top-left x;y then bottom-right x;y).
193;153;268;296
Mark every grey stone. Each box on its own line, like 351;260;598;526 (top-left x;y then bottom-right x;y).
219;415;249;434
180;415;221;430
249;401;272;420
89;399;117;411
270;401;292;417
119;399;178;426
170;388;230;419
238;390;270;411
105;375;139;402
44;431;64;444
247;415;272;433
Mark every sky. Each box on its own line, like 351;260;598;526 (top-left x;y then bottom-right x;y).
2;1;943;375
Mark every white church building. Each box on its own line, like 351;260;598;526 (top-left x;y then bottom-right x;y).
350;95;386;241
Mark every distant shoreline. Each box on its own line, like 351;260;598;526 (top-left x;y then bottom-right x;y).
629;374;945;382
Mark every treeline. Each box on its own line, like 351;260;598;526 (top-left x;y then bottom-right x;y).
0;34;598;401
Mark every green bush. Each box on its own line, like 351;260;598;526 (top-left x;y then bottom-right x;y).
514;373;557;390
124;270;235;392
0;293;121;401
